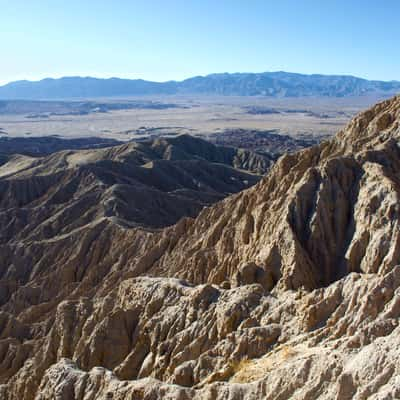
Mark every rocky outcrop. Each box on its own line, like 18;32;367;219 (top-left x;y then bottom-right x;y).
0;134;267;384
4;267;400;399
1;96;400;399
145;96;400;294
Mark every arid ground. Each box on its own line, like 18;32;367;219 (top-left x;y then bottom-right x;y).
0;95;389;141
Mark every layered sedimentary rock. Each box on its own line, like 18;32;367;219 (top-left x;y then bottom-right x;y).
1;96;400;399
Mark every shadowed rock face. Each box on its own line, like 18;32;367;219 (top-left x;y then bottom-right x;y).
0;135;268;312
147;97;400;292
0;134;268;237
1;97;400;399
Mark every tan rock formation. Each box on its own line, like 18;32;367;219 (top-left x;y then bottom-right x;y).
146;96;400;293
1;96;400;399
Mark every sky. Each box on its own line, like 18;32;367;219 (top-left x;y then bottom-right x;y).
0;0;399;85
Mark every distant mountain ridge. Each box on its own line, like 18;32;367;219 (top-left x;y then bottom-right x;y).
0;71;399;99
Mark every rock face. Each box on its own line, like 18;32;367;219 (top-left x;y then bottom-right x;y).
0;134;267;240
0;134;268;322
1;96;400;399
147;97;400;292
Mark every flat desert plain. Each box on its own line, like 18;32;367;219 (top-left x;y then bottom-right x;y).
0;95;390;141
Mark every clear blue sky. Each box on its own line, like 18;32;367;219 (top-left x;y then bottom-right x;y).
0;0;399;84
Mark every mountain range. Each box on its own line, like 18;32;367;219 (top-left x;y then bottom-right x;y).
0;71;399;99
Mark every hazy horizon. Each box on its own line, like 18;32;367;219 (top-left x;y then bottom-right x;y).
1;69;400;87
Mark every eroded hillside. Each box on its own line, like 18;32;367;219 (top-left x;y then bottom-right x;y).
1;96;400;399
